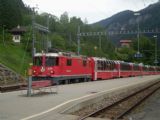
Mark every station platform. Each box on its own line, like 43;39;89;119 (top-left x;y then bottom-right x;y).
0;75;160;120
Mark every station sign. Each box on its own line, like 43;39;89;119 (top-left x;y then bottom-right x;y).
134;53;143;58
154;59;159;64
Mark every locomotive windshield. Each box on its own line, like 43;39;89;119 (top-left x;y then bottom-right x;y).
34;57;42;66
45;57;59;66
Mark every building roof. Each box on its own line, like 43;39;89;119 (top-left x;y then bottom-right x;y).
120;40;132;43
10;25;27;34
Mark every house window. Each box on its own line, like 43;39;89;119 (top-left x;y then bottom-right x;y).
14;35;20;40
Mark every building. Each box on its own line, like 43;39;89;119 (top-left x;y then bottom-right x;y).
120;40;132;47
10;25;26;43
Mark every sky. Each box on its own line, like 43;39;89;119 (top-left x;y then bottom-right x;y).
22;0;159;23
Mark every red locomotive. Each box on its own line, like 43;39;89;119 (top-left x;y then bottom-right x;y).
32;52;92;84
31;51;160;86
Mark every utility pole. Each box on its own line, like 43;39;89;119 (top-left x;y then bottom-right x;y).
154;35;158;66
99;35;102;51
46;14;50;52
77;26;80;55
137;20;140;54
134;12;141;54
32;7;36;59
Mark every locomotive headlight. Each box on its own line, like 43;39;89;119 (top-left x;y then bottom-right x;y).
50;71;54;74
33;70;36;73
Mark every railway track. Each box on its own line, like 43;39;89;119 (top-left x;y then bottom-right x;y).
0;83;26;92
77;81;160;120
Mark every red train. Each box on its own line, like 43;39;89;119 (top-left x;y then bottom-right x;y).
31;51;160;85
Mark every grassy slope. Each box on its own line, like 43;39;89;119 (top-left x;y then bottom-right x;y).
0;43;32;76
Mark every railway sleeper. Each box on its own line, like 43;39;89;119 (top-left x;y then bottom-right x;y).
75;81;160;120
103;83;160;120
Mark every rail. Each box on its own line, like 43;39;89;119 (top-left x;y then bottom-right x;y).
77;81;160;120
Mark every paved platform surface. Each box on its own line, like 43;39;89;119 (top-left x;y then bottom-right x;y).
0;75;160;120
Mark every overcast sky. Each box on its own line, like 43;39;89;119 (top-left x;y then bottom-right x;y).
22;0;158;23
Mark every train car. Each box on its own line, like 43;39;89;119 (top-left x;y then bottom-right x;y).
142;65;149;75
32;52;92;84
156;66;160;74
148;66;156;75
132;63;142;76
119;62;132;77
90;57;119;80
31;51;160;86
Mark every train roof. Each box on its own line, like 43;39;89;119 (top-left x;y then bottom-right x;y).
91;57;120;63
34;52;87;58
35;53;59;57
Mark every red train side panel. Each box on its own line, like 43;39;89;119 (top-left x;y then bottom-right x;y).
31;52;160;85
32;52;92;83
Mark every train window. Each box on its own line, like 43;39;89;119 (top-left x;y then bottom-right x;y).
34;57;42;66
67;59;72;66
133;64;139;71
83;60;87;67
113;62;115;70
107;61;109;70
104;61;107;70
100;61;103;70
46;57;59;66
106;61;109;70
97;60;101;70
111;61;114;70
121;63;130;71
144;66;148;71
102;61;105;70
110;61;112;70
109;61;111;70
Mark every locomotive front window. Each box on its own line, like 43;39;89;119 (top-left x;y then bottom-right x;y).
34;57;42;66
45;57;59;66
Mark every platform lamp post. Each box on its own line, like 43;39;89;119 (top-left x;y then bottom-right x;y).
46;13;52;52
77;26;80;55
32;5;38;59
27;63;33;97
32;7;36;59
134;12;141;55
94;46;97;56
153;35;158;66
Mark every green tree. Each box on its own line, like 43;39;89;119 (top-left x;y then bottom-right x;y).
0;0;25;28
116;46;135;62
60;12;69;24
133;36;155;65
50;33;66;50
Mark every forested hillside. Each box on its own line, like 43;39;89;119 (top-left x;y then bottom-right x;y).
0;0;117;75
0;0;159;76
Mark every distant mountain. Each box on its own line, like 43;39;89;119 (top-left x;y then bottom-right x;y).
94;2;160;31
